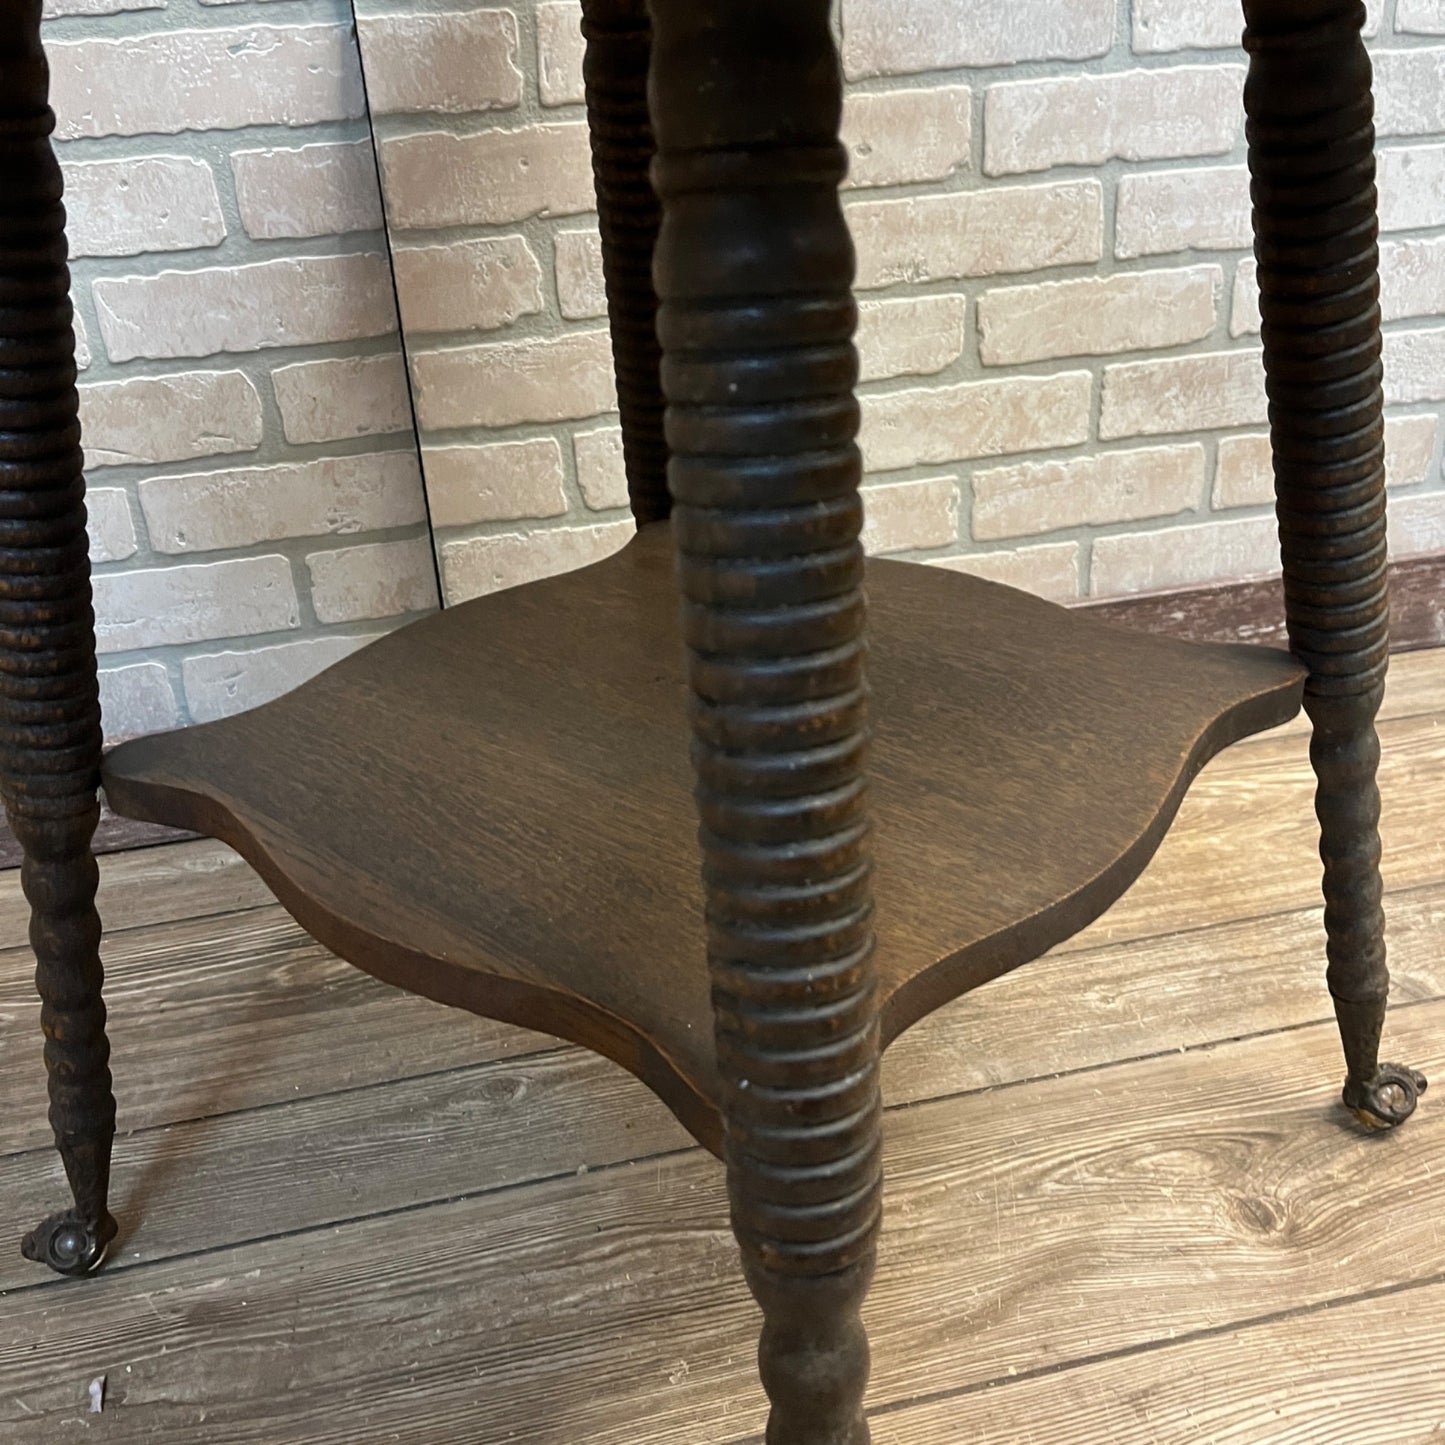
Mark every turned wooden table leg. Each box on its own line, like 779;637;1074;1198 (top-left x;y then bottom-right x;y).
579;0;668;527
653;5;878;1439
1243;0;1426;1128
2;2;117;1270
650;4;881;1439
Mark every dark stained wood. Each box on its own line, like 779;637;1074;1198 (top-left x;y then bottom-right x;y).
101;525;1305;1154
650;3;883;1435
1244;0;1425;1128
0;2;116;1276
9;564;1442;882
16;710;1445;1161
5;633;1445;1441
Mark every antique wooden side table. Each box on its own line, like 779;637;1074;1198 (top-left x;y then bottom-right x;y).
1;1;1429;1440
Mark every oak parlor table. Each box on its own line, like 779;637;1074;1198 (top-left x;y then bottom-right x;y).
1;1;1429;1439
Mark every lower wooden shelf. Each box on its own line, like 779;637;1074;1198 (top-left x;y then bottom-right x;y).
101;524;1306;1153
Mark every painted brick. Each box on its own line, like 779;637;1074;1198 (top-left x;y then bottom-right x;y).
72;311;90;371
62;156;224;258
1091;516;1281;596
231;142;384;240
80;371;263;468
1115;166;1251;259
1382;236;1445;321
978;267;1220;366
1213;416;1440;508
1399;0;1445;32
1378;145;1445;232
438;520;632;604
1211;433;1284;509
99;663;181;741
1100;351;1267;440
1389;492;1445;556
573;425;627;510
537;1;585;106
1230;259;1260;337
44;0;164;16
841;0;1113;80
412;330;616;430
973;444;1205;541
932;542;1080;602
307;538;439;623
93;253;397;362
271;353;412;446
393;236;545;334
140;452;426;555
849;181;1103;290
985;67;1244;177
183;634;378;723
356;10;522;115
87;488;138;564
93;555;299;653
1385;415;1442;490
1385;328;1445;404
1132;0;1381;51
860;372;1093;474
555;228;607;321
47;25;365;140
841;86;971;190
424;438;568;528
857;295;968;383
861;478;958;555
380;124;594;230
1374;49;1445;138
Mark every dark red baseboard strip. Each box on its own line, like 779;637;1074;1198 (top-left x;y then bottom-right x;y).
1076;552;1445;654
0;805;192;872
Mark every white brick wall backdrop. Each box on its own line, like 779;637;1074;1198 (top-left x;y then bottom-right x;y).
50;0;1445;740
43;0;435;740
358;0;1445;611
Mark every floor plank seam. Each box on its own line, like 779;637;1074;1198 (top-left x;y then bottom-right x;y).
768;1265;1445;1445
11;880;1445;1166
0;1141;705;1302
0;901;298;973
5;995;1438;1305
10;984;1439;1176
884;990;1444;1118
0;1044;581;1168
1053;872;1445;958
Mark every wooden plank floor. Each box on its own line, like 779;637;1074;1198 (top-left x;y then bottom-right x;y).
3;651;1445;1443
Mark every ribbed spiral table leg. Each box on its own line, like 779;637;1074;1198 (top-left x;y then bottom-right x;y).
579;0;668;525
1243;0;1426;1129
650;3;881;1439
2;2;117;1271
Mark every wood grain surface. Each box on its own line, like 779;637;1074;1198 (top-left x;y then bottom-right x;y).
1;649;1443;1441
100;524;1304;1150
2;1004;1440;1444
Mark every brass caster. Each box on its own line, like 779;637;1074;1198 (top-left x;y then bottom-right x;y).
20;1208;117;1277
1343;1064;1428;1130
